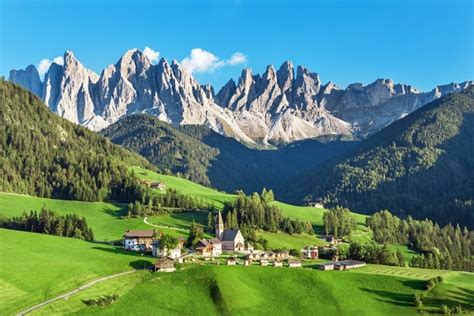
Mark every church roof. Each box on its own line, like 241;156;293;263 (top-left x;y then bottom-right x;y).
221;229;240;241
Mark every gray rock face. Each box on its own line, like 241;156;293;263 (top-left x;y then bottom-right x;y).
9;65;42;97
9;49;473;144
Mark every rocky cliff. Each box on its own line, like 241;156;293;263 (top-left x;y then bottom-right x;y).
10;49;472;144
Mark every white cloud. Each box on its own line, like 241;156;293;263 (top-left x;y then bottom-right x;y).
37;56;64;76
181;48;247;74
143;46;160;63
227;52;247;65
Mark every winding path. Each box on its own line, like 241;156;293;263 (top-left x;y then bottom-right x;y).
143;216;189;232
16;270;137;316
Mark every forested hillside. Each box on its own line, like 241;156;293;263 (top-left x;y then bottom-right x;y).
0;80;151;202
281;87;474;227
103;114;357;193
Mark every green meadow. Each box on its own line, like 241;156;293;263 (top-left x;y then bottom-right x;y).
0;193;155;241
0;229;155;315
48;266;429;315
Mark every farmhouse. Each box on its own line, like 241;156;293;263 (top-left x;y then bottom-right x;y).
154;257;175;272
301;245;319;259
318;262;336;271
195;238;222;257
319;260;366;271
151;182;166;191
152;237;185;259
334;260;366;270
123;230;155;251
214;211;249;252
288;260;302;268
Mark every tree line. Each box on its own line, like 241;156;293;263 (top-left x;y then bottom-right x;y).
222;190;314;235
0;207;94;241
127;188;210;217
322;206;357;238
367;210;473;272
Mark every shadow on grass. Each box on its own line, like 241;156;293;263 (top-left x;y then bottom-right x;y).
91;246;155;267
360;280;425;307
359;288;415;307
129;259;154;270
423;286;474;311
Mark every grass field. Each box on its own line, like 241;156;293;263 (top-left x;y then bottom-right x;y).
0;229;155;315
256;230;326;250
131;166;235;208
50;265;428;315
2;227;472;315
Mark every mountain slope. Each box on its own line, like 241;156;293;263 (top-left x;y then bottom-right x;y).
10;49;472;144
102;114;357;193
280;87;474;227
0;79;150;201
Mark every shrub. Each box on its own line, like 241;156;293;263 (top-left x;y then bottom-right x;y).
439;304;451;314
82;294;119;307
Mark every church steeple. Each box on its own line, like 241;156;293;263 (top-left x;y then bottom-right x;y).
215;210;224;239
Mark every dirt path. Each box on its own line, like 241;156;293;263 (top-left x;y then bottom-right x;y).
143;216;189;233
16;270;137;316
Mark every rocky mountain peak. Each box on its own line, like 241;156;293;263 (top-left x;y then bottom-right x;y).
9;51;472;145
9;64;42;97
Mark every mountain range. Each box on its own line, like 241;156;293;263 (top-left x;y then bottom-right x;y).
9;49;473;144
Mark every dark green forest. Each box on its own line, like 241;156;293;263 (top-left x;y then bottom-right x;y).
0;207;94;241
102;114;356;193
0;80;151;202
282;88;474;227
366;210;473;272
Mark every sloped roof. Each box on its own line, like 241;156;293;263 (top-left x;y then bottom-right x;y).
195;239;210;248
123;230;155;238
221;229;240;241
209;238;222;244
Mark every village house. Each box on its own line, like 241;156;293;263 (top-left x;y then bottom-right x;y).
246;253;259;261
288;260;302;268
152;237;185;259
195;238;222;257
301;245;319;259
227;257;237;265
214;211;248;252
154;257;176;272
123;230;156;251
275;251;289;260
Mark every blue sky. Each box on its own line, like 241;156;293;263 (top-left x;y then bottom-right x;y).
0;0;472;91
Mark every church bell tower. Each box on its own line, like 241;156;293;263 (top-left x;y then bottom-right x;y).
215;210;224;239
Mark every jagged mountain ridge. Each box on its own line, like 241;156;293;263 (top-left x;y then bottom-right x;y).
9;49;473;144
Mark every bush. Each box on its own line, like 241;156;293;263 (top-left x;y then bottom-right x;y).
453;305;462;314
414;294;423;307
439;304;451;314
82;294;119;307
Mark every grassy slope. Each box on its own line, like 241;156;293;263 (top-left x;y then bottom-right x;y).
65;266;428;315
0;229;155;315
0;193;188;240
